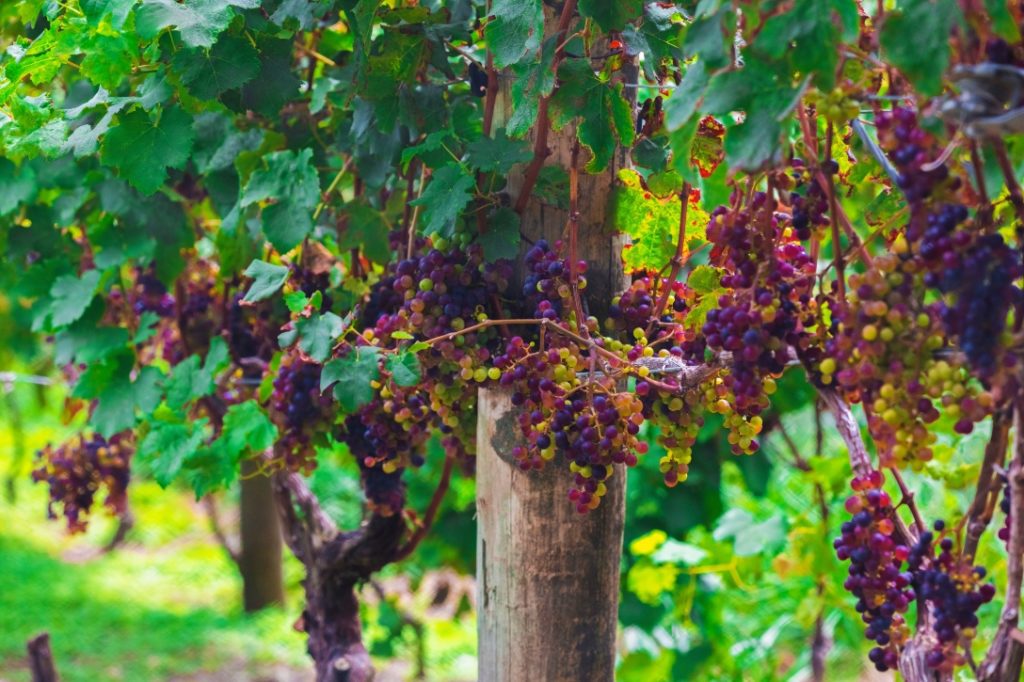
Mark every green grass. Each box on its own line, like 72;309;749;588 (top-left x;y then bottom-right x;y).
0;481;311;682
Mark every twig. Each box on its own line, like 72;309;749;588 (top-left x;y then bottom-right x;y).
647;183;692;337
514;0;578;215
825;123;845;299
203;494;241;565
407;163;428;259
393;454;455;561
992;139;1024;223
313;157;353;221
567;138;588;332
889;466;926;534
819;388;872;478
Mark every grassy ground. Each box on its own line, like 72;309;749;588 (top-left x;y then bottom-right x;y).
0;381;475;682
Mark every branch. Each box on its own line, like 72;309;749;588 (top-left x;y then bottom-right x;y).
203;495;241;566
978;400;1024;681
647;182;692;337
818;388;872;478
272;467;339;564
394;454;455;561
824;123;845;300
963;410;1011;560
514;0;578;215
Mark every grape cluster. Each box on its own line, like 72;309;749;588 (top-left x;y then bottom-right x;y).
342;416;406;516
607;276;688;336
834;471;914;673
495;335;643;512
32;433;133;533
132;268;175;317
876;107;950;208
699;193;816;424
820;251;991;467
522;239;588;328
934;233;1022;376
268;352;333;472
341;240;511;478
785;159;830;241
998;472;1012;546
907;522;996;671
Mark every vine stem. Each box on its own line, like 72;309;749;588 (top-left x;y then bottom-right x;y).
567;138;588;332
313;157;352;221
978;398;1024;681
514;0;578;215
961;410;1010;560
992;139;1024;224
824;123;845;300
393;453;454;561
407;163;428;259
646;182;692;338
889;466;925;534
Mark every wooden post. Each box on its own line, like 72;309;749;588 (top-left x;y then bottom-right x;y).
239;462;285;611
476;388;626;682
27;633;59;682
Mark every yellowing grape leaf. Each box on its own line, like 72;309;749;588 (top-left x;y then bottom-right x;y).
613;169;707;273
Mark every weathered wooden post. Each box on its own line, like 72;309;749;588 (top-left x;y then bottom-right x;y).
475;4;632;677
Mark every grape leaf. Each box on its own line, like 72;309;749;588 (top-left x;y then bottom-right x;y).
48;269;101;328
339;202;391;264
135;0;260;49
687;265;721;294
242;259;289;302
163;338;230;408
172;34;260;100
485;0;542;68
82;0;136;28
880;0;960;96
579;0;643;32
323;347;381;412
140;420;209;487
550;60;635;172
0;158;37;215
480;207;521;261
409;164;475;238
507;37;556;138
100;106;195;195
664;62;707;133
242;148;321;252
218;400;278;457
612;170;707;273
465;129;533;174
74;352;165;436
386;350;422;387
294;312;344;362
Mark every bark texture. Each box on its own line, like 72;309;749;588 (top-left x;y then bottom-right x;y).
27;633;59;682
476;387;626;682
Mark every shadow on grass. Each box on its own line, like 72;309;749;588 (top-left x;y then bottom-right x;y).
0;533;309;682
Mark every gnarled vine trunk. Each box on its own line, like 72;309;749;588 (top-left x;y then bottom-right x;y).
273;470;404;682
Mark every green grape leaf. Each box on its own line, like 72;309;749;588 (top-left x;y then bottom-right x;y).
172;34;260;100
140;419;209;487
880;0;960;96
271;0;332;29
164;338;230;408
550;60;635;172
48;269;101;328
612;170;707;273
682;10;730;70
80;32;137;91
242;259;290;302
284;291;310;313
465;129;533;174
339;202;391;264
409;164;475;238
0;158;38;215
713;509;787;557
986;0;1021;41
74;352;165;436
293;312;344;362
323;347;381;412
664;62;707;133
100;106;195;195
217;400;278;457
135;0;260;49
507;37;557;138
82;0;136;28
754;0;846;90
485;0;543;68
579;0;643;32
687;265;721;294
53;300;129;365
386;351;422;387
242;148;321;252
480;207;521;262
